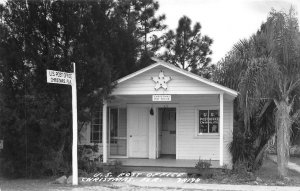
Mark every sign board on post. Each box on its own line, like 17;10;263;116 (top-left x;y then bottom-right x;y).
152;95;171;102
46;70;73;85
46;66;78;186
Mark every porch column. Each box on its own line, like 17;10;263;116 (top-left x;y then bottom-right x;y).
102;100;107;163
149;107;156;159
219;93;224;166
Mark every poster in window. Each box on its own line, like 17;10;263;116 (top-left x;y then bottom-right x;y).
209;110;219;133
199;110;208;133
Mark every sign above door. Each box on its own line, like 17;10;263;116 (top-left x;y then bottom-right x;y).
152;95;171;102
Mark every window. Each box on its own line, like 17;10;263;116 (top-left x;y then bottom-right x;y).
90;110;102;143
110;108;118;144
198;109;219;134
109;108;127;156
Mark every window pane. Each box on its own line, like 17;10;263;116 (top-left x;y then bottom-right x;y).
118;108;127;137
92;125;99;131
91;132;99;143
90;109;103;143
199;110;208;133
100;131;102;143
110;109;118;137
110;139;127;156
209;110;219;133
93;117;100;124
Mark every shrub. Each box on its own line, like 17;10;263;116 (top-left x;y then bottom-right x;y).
221;164;230;175
231;160;255;181
106;160;123;176
229;130;256;171
195;158;212;170
195;158;213;179
78;145;102;174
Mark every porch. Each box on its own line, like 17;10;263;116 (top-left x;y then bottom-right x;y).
102;94;227;166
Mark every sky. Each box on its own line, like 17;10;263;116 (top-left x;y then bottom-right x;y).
157;0;300;63
0;0;299;63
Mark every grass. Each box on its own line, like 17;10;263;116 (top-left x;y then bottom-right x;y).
0;178;71;191
290;157;300;166
0;177;114;191
254;158;300;186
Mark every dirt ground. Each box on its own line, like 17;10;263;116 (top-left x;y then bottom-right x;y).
254;158;300;186
0;178;175;191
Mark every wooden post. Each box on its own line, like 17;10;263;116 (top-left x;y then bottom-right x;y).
102;100;107;163
72;62;78;185
219;93;224;166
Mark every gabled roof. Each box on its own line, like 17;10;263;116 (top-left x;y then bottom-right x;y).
116;57;238;97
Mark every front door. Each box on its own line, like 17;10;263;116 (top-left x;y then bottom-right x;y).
128;106;149;158
161;108;176;155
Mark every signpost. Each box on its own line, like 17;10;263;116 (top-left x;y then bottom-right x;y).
46;63;78;185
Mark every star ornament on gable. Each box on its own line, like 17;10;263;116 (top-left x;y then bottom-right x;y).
151;71;172;90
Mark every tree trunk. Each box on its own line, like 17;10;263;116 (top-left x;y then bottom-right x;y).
275;99;292;178
254;141;268;169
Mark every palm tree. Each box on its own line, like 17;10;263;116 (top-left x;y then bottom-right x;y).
214;8;300;177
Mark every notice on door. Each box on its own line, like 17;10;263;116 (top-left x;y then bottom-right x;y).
152;95;171;102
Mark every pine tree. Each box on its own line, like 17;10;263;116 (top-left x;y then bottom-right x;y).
161;16;213;76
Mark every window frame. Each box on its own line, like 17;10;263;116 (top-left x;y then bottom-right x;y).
90;110;103;144
195;106;220;136
109;107;119;145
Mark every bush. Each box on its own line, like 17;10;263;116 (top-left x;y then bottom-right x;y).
78;145;103;174
229;130;257;171
106;160;123;176
195;158;212;170
231;160;255;181
195;158;213;179
221;164;230;175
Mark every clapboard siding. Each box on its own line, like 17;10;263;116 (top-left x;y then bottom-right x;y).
223;100;233;166
176;97;233;165
112;66;222;95
177;99;220;160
